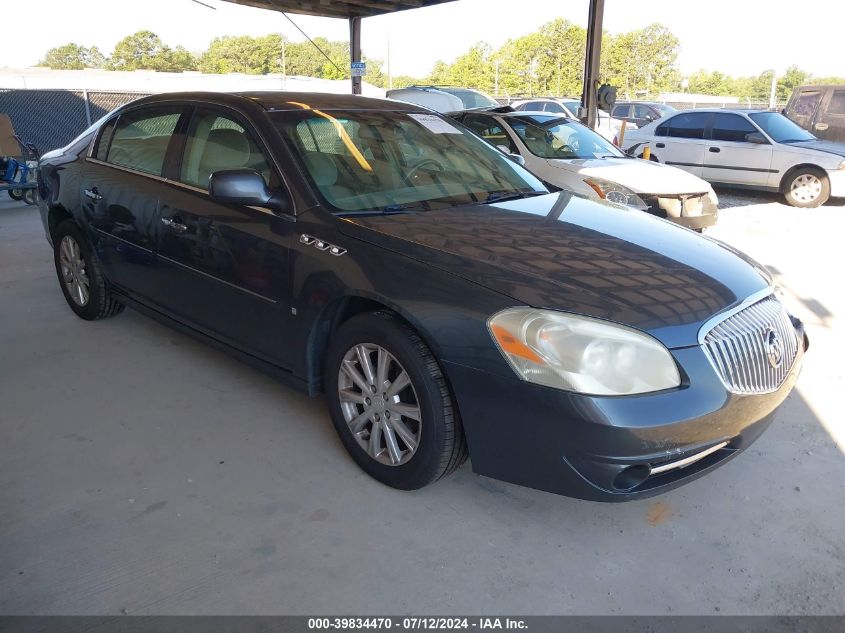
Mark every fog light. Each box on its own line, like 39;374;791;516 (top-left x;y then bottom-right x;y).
612;465;650;491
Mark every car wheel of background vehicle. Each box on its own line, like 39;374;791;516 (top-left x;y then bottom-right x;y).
783;167;830;208
53;220;124;321
22;189;37;205
325;311;467;490
8;189;23;201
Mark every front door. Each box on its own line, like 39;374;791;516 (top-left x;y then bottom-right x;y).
702;113;774;186
155;107;295;366
81;106;186;301
653;111;711;177
815;89;845;143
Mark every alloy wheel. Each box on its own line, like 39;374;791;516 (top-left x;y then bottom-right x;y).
59;235;90;306
791;173;822;204
338;343;422;466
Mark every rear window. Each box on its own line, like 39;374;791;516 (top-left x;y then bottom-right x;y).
106;108;182;175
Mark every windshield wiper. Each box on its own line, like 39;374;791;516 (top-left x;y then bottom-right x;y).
481;190;547;204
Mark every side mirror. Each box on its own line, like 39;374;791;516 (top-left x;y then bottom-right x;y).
209;169;289;212
745;132;768;145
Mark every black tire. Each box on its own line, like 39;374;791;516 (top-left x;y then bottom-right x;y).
23;188;37;205
8;189;23;201
783;167;830;208
53;219;124;321
325;311;467;490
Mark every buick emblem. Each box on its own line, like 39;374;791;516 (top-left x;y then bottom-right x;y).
764;327;784;368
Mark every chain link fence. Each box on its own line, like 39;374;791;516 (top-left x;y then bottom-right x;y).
0;90;149;155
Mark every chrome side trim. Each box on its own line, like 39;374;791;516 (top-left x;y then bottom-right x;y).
157;255;278;304
650;441;728;475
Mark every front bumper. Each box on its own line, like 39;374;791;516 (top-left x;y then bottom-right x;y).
443;329;805;502
826;168;845;198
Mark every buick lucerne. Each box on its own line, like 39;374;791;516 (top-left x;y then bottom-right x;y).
37;92;807;501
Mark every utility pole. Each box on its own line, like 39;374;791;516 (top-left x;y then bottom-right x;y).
769;73;778;109
280;36;287;91
387;34;392;90
494;59;500;97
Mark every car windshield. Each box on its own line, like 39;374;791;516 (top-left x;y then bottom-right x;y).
506;115;625;160
439;88;498;109
272;107;545;213
748;112;815;143
653;104;678;116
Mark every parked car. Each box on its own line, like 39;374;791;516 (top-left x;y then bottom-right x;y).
623;109;845;207
38;91;806;501
450;109;718;231
783;85;845;143
611;101;678;128
386;85;498;112
510;97;633;142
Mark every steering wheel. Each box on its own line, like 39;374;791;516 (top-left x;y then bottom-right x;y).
407;158;444;180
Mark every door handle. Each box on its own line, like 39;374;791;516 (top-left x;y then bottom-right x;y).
655;142;665;148
161;217;188;234
709;147;721;153
83;187;102;201
815;123;829;131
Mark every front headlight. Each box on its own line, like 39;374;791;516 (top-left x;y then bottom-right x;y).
583;177;649;210
488;308;681;395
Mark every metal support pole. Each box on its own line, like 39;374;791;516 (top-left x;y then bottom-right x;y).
350;16;362;95
581;0;605;128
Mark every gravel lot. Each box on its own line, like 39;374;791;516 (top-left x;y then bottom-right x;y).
1;191;843;615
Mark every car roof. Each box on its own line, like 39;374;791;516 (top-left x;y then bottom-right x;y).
660;108;769;114
123;91;427;113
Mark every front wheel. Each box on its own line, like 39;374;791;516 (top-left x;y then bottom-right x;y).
784;168;830;208
325;311;467;490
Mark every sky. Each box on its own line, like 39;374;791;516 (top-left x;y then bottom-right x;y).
4;0;842;79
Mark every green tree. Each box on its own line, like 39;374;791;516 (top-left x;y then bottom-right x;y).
778;65;810;100
107;30;190;71
687;69;731;95
39;43;106;69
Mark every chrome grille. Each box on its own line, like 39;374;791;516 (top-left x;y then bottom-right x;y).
701;295;799;394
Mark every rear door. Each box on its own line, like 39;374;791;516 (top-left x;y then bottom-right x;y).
82;105;187;300
653;111;711;177
815;88;845;142
154;106;296;365
702;113;774;186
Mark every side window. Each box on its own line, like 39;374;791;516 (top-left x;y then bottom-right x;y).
665;112;709;139
655;121;670;137
94;119;117;161
106;108;182;175
180;110;275;189
463;115;517;153
613;104;631;118
711;113;759;142
828;91;845;115
543;102;565;113
793;91;822;118
633;105;655;120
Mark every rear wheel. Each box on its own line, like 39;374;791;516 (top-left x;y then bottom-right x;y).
783;167;830;208
325;311;467;490
53;220;124;320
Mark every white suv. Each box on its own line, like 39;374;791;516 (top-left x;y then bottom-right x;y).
623;109;845;207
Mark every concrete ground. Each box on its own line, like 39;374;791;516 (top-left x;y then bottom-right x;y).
1;190;843;616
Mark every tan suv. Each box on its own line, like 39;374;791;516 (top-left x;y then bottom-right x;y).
784;85;845;143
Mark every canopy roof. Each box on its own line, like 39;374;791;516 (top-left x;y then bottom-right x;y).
218;0;457;19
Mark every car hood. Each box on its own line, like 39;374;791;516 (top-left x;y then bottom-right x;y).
546;157;712;195
337;192;770;348
786;139;845;158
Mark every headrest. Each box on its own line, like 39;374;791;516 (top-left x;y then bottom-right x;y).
200;129;251;174
302;151;339;187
